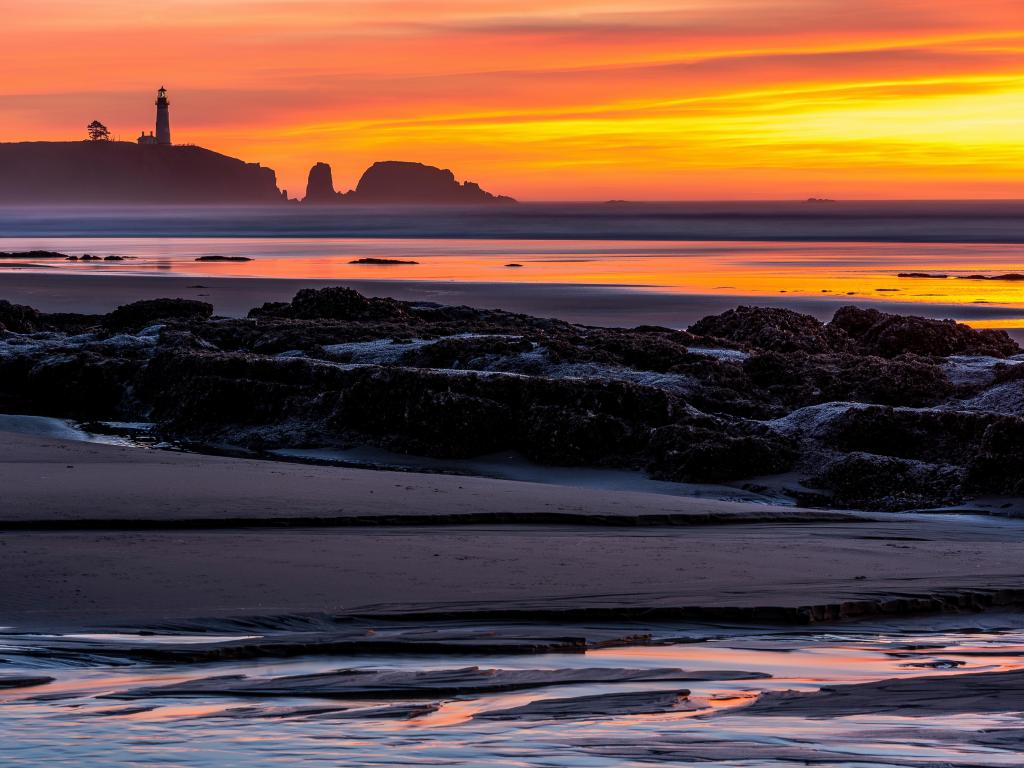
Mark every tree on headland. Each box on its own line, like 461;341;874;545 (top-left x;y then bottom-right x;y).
87;120;111;141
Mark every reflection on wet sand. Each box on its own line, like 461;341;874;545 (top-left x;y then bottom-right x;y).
4;620;1024;765
4;238;1024;318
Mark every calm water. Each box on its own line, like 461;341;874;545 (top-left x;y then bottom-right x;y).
3;619;1024;766
4;237;1024;326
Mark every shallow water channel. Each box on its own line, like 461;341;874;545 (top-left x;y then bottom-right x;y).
4;615;1024;766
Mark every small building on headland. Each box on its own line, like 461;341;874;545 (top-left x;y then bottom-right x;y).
137;87;172;146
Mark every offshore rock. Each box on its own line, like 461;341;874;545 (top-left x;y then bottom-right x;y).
341;161;515;204
303;162;340;203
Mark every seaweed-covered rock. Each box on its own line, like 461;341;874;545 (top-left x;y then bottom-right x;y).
968;418;1024;495
251;287;408;322
104;298;213;331
0;300;41;334
830;306;1019;358
743;352;952;409
400;336;534;369
811;452;965;511
821;405;1004;466
688;306;846;354
4;286;1024;511
22;351;144;418
647;421;798;483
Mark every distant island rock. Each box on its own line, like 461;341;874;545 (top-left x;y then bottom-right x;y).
349;257;419;265
0;142;283;204
303;162;340;204
303;161;515;205
0;144;514;207
0;250;68;259
195;255;254;262
959;273;1024;282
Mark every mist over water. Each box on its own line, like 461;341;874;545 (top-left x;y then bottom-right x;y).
3;201;1024;241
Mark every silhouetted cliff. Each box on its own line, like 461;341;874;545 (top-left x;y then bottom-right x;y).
303;162;341;203
298;161;513;205
343;161;514;203
0;142;283;204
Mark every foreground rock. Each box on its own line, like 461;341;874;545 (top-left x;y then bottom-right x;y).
2;289;1023;510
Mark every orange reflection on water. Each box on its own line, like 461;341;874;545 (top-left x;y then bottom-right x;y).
4;238;1024;312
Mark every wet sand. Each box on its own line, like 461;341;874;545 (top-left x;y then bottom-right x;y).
5;271;1024;333
3;431;1024;630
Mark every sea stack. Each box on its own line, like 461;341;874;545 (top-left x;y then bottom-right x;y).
303;162;340;203
344;161;515;204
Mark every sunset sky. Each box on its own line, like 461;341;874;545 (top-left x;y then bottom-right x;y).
3;0;1024;200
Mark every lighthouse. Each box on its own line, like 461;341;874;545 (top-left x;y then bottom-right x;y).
155;86;171;145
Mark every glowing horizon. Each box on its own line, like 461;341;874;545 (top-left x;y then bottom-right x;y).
3;0;1024;200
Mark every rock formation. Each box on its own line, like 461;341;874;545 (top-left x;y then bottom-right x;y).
343;161;514;203
2;292;1022;511
303;162;340;203
0;142;283;204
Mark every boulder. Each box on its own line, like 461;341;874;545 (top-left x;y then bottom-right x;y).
647;421;798;483
341;161;515;204
103;299;213;331
811;452;965;511
743;352;952;408
830;306;1019;358
249;287;408;322
0;299;41;333
303;162;339;203
689;306;847;354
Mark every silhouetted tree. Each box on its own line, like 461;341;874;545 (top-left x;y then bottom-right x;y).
87;120;111;141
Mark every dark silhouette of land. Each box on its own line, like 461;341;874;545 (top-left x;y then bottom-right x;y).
0;142;282;204
303;160;516;204
303;161;338;203
0;142;515;205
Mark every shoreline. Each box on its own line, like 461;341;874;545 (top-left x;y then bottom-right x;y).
4;272;1024;335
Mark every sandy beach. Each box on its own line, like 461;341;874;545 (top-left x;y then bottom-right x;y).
2;430;1023;629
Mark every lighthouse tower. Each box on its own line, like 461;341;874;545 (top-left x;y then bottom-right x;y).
155;86;171;145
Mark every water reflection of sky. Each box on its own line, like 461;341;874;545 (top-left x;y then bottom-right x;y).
3;239;1024;317
4;624;1024;765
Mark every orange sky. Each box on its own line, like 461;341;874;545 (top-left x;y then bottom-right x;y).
3;0;1024;200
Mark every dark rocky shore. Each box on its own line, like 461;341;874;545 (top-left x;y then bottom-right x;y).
2;286;1023;511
